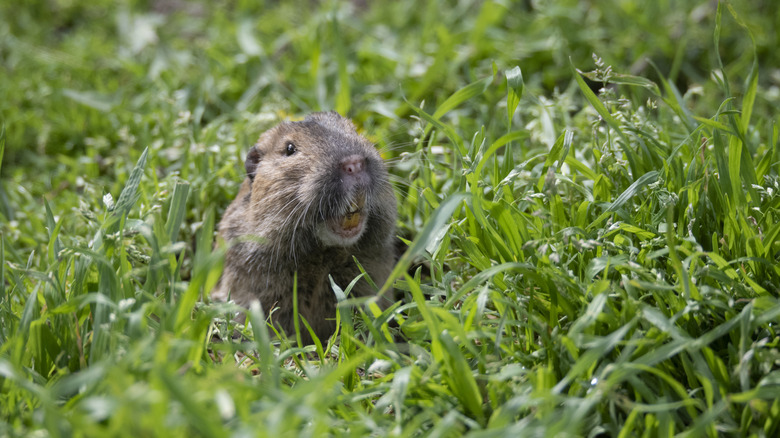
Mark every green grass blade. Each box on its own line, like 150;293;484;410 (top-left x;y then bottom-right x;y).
159;370;225;437
43;199;63;265
692;116;736;136
571;62;625;140
379;193;467;297
165;181;190;243
438;330;485;425
727;134;744;205
741;58;758;133
580;71;660;95
712;1;730;97
505;66;524;126
0;234;5;321
755;121;778;179
114;147;149;219
607;170;659;213
649;60;696;132
474;130;528;180
586;170;659;232
0;125;4;176
176;209;221;332
248;301;279;387
537;129;572;191
332;18;351;115
432;75;492;119
407;104;467;156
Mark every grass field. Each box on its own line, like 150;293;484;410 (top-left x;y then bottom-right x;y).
2;0;780;436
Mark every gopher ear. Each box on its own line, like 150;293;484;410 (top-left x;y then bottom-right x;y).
245;146;263;181
307;111;357;133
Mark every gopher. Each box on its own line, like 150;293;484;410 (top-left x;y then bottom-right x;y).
213;112;397;343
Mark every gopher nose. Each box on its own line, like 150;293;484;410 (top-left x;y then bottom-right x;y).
341;155;365;176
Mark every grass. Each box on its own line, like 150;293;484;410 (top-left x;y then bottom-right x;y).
1;0;779;436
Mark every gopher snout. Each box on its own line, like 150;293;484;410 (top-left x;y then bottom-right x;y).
341;154;365;175
339;154;371;191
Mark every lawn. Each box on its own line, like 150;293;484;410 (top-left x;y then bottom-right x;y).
1;0;779;436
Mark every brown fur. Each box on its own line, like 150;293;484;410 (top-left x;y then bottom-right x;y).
213;112;396;343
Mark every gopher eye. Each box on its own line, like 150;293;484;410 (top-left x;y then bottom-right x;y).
285;142;297;156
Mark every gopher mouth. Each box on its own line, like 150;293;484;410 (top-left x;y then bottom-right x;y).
340;198;364;229
317;193;368;246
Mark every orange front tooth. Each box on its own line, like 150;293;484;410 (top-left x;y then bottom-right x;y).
342;212;361;229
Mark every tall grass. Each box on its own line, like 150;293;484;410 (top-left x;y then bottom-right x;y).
1;0;779;436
